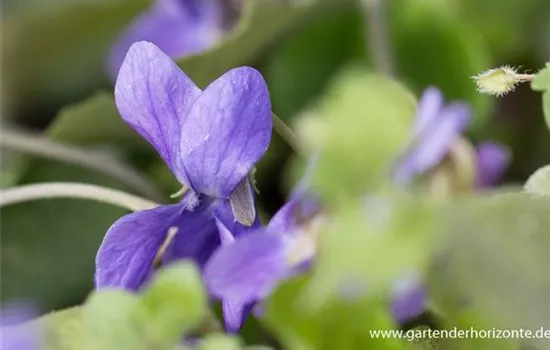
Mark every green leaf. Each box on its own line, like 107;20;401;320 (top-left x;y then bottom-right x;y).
524;164;550;196
176;0;351;87
142;262;208;345
264;276;322;350
0;161;130;309
7;307;85;350
198;334;242;350
303;67;416;201
2;0;148;113
48;92;145;148
531;62;550;91
83;290;146;350
431;193;550;350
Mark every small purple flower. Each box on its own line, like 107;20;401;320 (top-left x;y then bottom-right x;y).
1;301;41;350
203;157;320;331
95;41;272;329
108;0;227;79
393;87;471;185
393;86;510;188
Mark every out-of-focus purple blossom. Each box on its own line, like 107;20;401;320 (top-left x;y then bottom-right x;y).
203;156;321;331
95;41;272;330
393;86;510;188
475;141;511;189
1;301;41;350
393;86;471;185
108;0;232;79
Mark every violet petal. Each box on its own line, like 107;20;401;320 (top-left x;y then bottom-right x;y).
394;102;471;185
114;41;201;184
476;141;511;188
108;0;222;79
95;203;183;290
180;67;272;198
203;232;288;305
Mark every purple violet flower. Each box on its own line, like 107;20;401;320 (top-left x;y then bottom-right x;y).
393;86;510;188
1;301;41;350
95;41;272;330
108;0;227;79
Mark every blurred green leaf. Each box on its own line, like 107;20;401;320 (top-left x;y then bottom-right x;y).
531;62;550;91
199;334;242;350
264;276;321;350
15;307;85;350
303;67;415;201
83;290;146;350
524;165;550;196
2;0;148;114
431;193;550;350
309;195;435;308
0;95;156;309
176;0;352;87
390;0;491;125
142;262;208;346
0;161;131;309
48;92;145;148
264;6;363;121
531;63;550;130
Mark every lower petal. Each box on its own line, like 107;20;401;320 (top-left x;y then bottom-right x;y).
222;301;254;333
95;204;183;290
203;232;288;305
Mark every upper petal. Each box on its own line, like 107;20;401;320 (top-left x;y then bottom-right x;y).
413;86;444;135
203;232;288;305
393;102;471;185
114;41;201;184
108;0;222;79
476;141;511;189
180;67;272;197
95;204;183;290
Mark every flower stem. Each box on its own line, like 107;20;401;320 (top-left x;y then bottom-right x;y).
363;0;395;76
0;128;164;201
0;182;158;211
272;112;303;154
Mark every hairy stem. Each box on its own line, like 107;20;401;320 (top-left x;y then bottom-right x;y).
0;182;158;211
0;128;164;201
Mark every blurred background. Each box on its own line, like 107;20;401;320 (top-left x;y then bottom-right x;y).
1;0;549;317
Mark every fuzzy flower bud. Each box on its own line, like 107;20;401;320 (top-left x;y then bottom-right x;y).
472;66;534;97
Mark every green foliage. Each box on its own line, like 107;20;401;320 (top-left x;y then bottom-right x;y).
531;62;550;130
48;92;145;148
199;334;243;350
2;0;149;113
84;290;146;350
524;164;550;196
301;67;415;201
17;262;207;350
141;263;208;346
430;193;550;350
